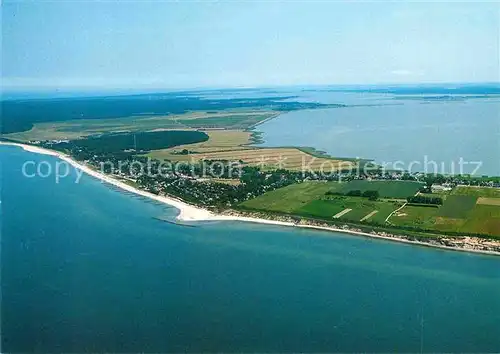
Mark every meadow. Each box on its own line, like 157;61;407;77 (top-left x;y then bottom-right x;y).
390;205;439;229
147;129;356;172
460;205;500;235
451;186;500;198
240;181;335;213
297;197;398;223
242;182;500;237
4;111;276;142
146;130;254;160
1;93;331;134
183;147;355;171
390;186;500;236
240;181;402;223
436;195;477;218
328;180;422;199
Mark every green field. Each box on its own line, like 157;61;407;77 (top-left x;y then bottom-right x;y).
390;191;500;236
390;205;440;229
4;116;182;141
460;205;500;235
330;180;422;199
4;110;276;142
240;181;335;213
296;199;347;219
240;181;401;223
437;195;477;218
451;186;500;198
297;197;398;223
241;180;500;237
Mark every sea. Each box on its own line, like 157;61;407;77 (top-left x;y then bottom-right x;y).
2;144;500;352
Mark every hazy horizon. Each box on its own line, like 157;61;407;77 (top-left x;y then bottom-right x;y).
3;1;499;90
3;82;500;95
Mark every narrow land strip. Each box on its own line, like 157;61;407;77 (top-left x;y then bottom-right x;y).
361;210;378;221
2;141;499;256
333;208;352;219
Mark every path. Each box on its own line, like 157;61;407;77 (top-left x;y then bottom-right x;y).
361;210;378;221
333;208;352;219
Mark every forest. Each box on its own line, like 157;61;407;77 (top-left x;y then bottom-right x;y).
1;93;342;134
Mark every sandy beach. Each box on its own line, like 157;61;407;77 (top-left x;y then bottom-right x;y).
2;141;499;256
1;141;218;221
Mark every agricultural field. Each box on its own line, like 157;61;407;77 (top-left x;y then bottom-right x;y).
147;130;253;161
297;197;399;223
185;147;355;171
3;110;276;142
433;217;467;232
451;186;500;198
4;115;182;141
389;186;500;236
477;198;500;206
240;181;336;213
149;129;356;171
390;205;440;229
436;195;477;218
240;181;401;223
329;180;423;199
242;180;500;237
460;205;500;235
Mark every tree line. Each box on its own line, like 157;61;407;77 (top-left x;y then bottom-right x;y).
407;195;443;205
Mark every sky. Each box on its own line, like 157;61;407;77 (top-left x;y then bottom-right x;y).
2;0;499;90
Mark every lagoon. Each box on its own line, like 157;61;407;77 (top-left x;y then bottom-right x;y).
256;93;500;176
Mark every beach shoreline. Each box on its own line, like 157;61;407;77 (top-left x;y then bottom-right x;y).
2;141;499;256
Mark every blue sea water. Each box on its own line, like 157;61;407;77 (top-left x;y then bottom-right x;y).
256;93;500;176
2;145;500;352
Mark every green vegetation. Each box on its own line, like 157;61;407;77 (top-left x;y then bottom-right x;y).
328;180;422;199
5;92;500;245
48;130;209;155
296;199;346;219
362;190;379;201
407;195;443;205
2;93;339;134
4;111;276;142
158;145;356;172
461;205;500;235
240;180;500;238
240;182;401;223
390;205;440;229
147;130;254;159
451;186;500;198
437;195;477;218
390;189;500;237
240;181;335;213
297;197;397;223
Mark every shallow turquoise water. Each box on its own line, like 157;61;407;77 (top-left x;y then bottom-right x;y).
2;145;499;352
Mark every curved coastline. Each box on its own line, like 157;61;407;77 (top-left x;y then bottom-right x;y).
2;141;499;257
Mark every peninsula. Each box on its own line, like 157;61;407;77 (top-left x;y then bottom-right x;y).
2;92;500;255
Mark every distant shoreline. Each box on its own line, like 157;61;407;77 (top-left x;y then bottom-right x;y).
2;141;499;257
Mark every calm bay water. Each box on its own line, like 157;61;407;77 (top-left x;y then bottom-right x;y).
2;145;500;352
256;94;500;176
